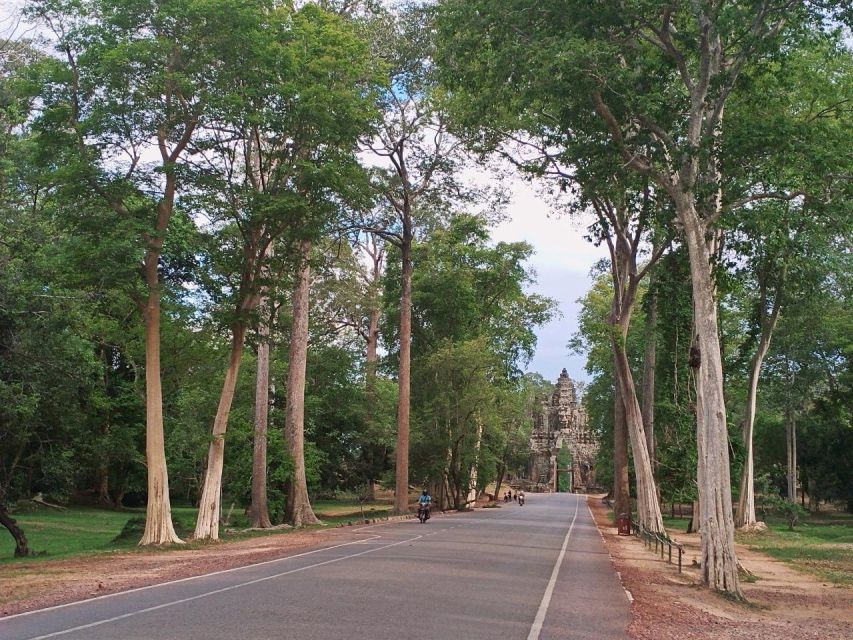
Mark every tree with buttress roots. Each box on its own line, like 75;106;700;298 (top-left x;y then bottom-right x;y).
30;0;268;545
436;0;852;596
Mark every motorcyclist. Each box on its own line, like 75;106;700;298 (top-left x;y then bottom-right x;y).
417;489;432;521
518;490;526;506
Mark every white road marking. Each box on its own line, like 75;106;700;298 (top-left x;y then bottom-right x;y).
19;534;424;640
586;501;634;605
0;535;381;623
526;495;580;640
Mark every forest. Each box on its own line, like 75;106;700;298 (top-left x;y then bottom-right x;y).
1;0;851;602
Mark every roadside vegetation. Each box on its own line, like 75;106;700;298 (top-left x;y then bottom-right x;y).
1;0;850;606
0;496;397;564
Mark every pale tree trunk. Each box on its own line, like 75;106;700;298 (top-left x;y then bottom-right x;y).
284;240;320;527
602;208;664;534
641;283;657;465
735;334;773;527
364;233;383;387
363;306;380;501
140;246;183;545
736;272;784;528
392;232;413;515
249;300;273;529
467;416;484;504
194;323;248;540
612;336;665;534
64;51;191;547
366;307;380;384
679;205;741;596
362;238;383;501
612;386;630;519
786;408;797;503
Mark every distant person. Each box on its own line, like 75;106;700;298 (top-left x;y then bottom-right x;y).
418;489;432;509
518;490;525;506
513;492;518;502
417;489;432;521
505;490;511;503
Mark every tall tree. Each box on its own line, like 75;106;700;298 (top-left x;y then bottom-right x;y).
190;2;381;538
366;7;470;514
31;0;263;545
436;0;851;595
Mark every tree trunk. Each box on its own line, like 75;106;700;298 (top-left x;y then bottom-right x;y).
96;466;110;506
641;284;657;466
679;205;741;597
363;306;383;497
612;338;665;533
392;234;413;515
688;499;700;534
366;307;380;386
494;461;506;502
249;304;273;529
612;385;630;519
786;408;797;503
194;322;248;540
139;251;183;545
0;501;30;557
735;333;773;528
284;240;320;527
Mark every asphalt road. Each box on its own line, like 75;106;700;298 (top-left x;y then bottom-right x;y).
0;493;629;640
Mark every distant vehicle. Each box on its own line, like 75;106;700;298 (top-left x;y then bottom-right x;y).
418;503;431;523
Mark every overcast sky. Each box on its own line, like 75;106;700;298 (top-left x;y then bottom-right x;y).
491;180;598;383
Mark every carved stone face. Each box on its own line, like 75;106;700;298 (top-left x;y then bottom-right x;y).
527;370;599;491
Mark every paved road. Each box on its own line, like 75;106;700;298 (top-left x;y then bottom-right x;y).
0;493;629;640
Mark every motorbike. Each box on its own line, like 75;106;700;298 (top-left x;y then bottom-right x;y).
518;494;525;506
417;503;431;523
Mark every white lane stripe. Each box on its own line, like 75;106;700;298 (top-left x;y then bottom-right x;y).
527;496;580;640
0;535;380;623
586;502;634;605
21;534;423;640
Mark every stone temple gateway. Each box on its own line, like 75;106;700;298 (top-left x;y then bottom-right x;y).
527;369;599;493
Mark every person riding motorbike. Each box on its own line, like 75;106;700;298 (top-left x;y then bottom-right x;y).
417;490;432;522
518;490;526;506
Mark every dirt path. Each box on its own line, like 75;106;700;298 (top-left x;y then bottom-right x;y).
0;527;365;617
587;496;853;640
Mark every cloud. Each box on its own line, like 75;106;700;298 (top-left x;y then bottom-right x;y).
493;179;599;382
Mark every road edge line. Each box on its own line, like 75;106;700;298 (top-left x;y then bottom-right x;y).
22;534;423;640
526;495;580;640
0;535;380;623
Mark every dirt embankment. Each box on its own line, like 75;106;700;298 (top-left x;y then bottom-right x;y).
0;527;358;617
587;496;853;640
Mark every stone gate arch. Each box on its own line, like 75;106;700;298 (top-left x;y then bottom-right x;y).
526;369;600;492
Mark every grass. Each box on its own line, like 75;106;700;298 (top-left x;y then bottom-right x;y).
0;498;396;565
737;512;853;586
662;510;853;586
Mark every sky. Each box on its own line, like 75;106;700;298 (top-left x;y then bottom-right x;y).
491;180;599;384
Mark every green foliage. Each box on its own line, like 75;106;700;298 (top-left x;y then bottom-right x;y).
383;215;555;505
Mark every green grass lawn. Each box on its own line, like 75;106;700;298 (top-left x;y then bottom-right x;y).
737;512;853;586
0;507;142;562
0;499;396;564
662;510;853;586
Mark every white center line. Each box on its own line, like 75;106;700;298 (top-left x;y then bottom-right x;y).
23;534;423;640
527;496;580;640
1;535;381;622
